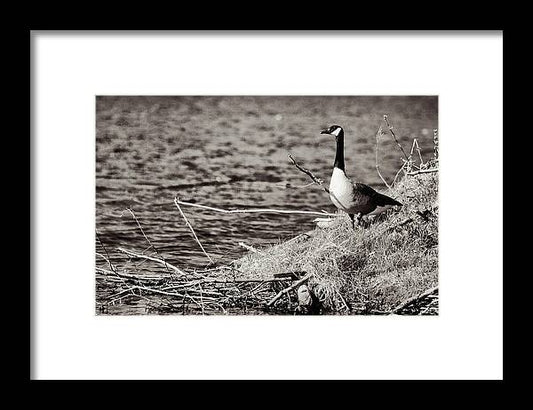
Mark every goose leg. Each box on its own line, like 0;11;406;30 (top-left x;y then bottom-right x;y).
349;213;362;230
355;213;362;228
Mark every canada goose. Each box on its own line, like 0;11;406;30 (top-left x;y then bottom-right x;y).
321;125;402;228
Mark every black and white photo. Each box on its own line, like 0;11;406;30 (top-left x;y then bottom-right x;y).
95;95;439;315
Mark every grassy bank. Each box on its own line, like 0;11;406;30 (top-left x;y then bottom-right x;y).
232;169;439;314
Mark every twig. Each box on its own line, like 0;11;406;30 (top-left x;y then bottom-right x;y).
247;281;268;296
433;129;439;161
406;139;420;171
409;138;417;157
109;285;218;302
391;162;406;187
95;266;162;282
383;115;409;161
389;286;439;314
374;125;392;189
124;208;172;275
174;198;214;264
413;139;424;166
94;272;124;283
106;291;143;306
162;277;295;289
288;154;329;194
407;168;439;176
117;247;188;276
164;287;223;297
95;229;131;287
174;197;336;217
273;271;306;279
201;277;294;284
95;229;119;275
336;289;350;311
124;208;152;249
288;154;349;214
266;273;313;307
198;284;205;314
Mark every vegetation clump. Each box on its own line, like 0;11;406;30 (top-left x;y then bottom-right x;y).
233;169;438;314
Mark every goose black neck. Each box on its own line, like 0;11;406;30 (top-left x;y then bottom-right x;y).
334;130;345;171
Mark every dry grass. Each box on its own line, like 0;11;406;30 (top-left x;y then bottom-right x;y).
233;169;438;314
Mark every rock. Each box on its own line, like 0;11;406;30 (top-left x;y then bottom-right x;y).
295;284;321;315
297;284;313;307
313;217;336;229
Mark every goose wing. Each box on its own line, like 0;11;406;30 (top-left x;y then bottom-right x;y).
353;183;402;207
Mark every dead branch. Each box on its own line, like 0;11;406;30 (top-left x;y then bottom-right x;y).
246;281;268;296
407;168;439;176
413;139;424;166
288;154;349;216
174;197;336;217
266;273;313;307
391;162;407;187
273;271;306;279
198;284;205;314
336;289;350;311
406;139;420;171
160;279;288;293
110;285;219;302
124;208;173;275
95;229;120;275
374;125;392;189
433;129;439;161
383;115;410;161
389;286;439;314
288;154;330;194
95;229;133;289
173;198;214;263
160;276;295;289
117;247;188;276
95;266;164;282
220;277;293;283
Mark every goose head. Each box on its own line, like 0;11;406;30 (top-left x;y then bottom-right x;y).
320;125;344;138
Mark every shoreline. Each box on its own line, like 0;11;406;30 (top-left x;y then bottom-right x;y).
96;169;438;316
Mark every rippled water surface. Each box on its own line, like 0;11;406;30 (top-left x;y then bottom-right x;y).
96;96;438;276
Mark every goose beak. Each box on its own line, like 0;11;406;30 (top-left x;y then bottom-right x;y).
320;129;330;135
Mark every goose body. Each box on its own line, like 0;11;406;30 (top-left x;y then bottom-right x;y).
321;125;402;227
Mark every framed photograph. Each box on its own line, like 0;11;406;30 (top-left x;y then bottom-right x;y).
31;31;503;380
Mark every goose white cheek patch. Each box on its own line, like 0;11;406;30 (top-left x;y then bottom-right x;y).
331;128;342;137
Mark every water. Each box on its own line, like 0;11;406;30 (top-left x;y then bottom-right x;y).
96;96;438;277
